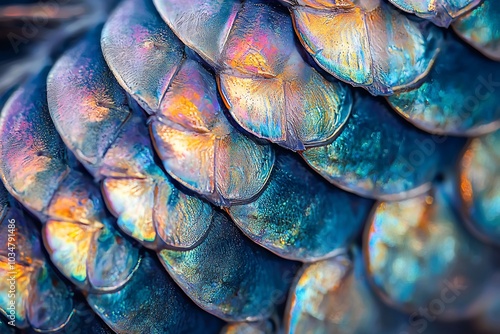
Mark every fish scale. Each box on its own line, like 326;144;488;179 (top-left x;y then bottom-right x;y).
0;0;499;333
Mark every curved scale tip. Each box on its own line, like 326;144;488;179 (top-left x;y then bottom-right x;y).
159;211;300;322
26;264;74;332
217;1;352;149
155;0;352;150
363;181;493;318
389;0;482;27
459;129;500;246
302;91;466;200
0;67;68;218
98;107;213;251
285;250;386;334
453;0;500;61
229;151;373;262
289;0;443;95
47;28;131;175
87;253;223;334
0;193;74;332
101;0;185;114
103;176;213;250
51;23;212;251
153;0;242;67
388;35;500;136
151;59;275;206
42;172;140;292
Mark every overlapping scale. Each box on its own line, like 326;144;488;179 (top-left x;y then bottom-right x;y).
453;0;500;61
284;0;443;95
0;67;139;291
285;250;388;333
0;184;113;333
54;301;115;334
459;129;500;245
100;0;184;115
388;34;500;136
87;253;223;333
302;91;465;200
364;180;492;317
150;59;274;206
286;245;491;333
0;71;67;217
48;25;212;250
159;211;299;322
228;151;373;262
154;0;352;151
101;0;274;206
388;0;481;27
0;189;72;331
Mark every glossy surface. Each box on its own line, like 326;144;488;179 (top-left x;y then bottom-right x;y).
453;0;500;61
229;151;372;262
389;0;481;27
0;68;67;217
159;212;299;322
0;68;139;291
459;130;500;245
87;253;223;334
102;0;274;206
43;173;139;291
0;188;73;331
154;0;241;66
285;251;386;334
302;91;465;200
286;0;443;95
388;35;500;136
101;0;184;115
151;59;274;206
48;25;212;250
154;0;352;150
364;182;491;317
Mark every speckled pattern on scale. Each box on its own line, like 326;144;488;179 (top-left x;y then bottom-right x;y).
302;91;466;200
388;33;500;136
159;211;299;322
87;253;223;333
229;151;373;262
453;0;500;61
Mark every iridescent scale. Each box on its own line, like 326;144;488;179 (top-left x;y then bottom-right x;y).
0;0;499;332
